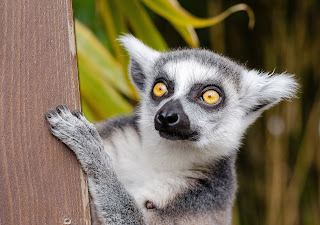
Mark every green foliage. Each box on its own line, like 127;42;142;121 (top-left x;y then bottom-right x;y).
73;1;320;225
73;0;254;122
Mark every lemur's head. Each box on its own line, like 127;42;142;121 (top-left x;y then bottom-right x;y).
120;35;298;159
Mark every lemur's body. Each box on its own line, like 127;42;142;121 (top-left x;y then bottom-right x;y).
95;114;236;224
46;36;298;225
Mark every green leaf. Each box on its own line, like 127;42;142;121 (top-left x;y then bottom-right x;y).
141;0;255;29
78;56;132;121
75;20;132;97
94;0;139;99
118;0;168;51
95;0;127;57
81;98;100;122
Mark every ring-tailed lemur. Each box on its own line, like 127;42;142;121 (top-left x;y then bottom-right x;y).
46;35;298;225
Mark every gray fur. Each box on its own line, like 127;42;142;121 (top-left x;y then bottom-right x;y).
154;49;243;88
95;114;140;139
46;36;298;225
46;105;145;225
130;59;147;91
149;155;236;224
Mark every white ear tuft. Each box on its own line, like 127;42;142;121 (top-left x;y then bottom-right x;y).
241;70;299;113
118;34;160;64
118;34;161;91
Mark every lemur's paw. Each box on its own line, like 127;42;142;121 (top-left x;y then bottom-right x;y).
71;109;102;141
46;105;101;152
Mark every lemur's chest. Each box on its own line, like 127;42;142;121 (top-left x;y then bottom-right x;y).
101;129;190;210
100;126;235;225
114;155;189;210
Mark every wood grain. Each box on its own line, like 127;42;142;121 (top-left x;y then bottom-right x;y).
0;0;91;224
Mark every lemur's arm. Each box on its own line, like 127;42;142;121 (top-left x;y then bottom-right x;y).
46;105;145;225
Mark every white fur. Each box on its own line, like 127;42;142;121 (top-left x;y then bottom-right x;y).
136;59;245;166
118;34;161;62
164;60;219;96
101;127;195;210
240;69;299;126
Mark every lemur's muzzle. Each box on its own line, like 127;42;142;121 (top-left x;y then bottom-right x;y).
154;99;198;141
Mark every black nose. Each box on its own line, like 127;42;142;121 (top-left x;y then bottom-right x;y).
156;111;179;126
154;99;190;131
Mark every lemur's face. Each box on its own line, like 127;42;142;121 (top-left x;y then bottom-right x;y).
138;50;250;153
148;51;241;146
120;35;297;156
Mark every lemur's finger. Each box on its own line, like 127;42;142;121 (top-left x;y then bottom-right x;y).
71;109;83;118
56;104;68;111
56;104;72;118
46;109;58;119
46;109;62;127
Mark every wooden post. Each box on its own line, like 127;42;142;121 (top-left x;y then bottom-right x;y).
0;0;91;224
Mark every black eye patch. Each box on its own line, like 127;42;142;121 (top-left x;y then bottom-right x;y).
188;83;225;110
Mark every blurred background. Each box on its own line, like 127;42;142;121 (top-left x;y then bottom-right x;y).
72;0;320;224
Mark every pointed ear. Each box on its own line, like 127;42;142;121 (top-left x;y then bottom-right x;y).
118;34;161;91
240;70;299;114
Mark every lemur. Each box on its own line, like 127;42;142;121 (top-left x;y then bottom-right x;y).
46;35;298;225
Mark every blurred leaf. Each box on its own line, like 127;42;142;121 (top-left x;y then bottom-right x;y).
95;0;139;99
172;24;199;47
81;98;100;122
73;0;96;26
78;56;132;121
119;0;168;50
75;20;132;97
141;0;255;29
95;0;126;57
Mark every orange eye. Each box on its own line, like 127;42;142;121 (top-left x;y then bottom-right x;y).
202;90;220;104
153;82;167;97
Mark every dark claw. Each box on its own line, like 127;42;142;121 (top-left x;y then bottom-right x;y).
56;104;69;114
46;109;57;119
71;109;83;118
